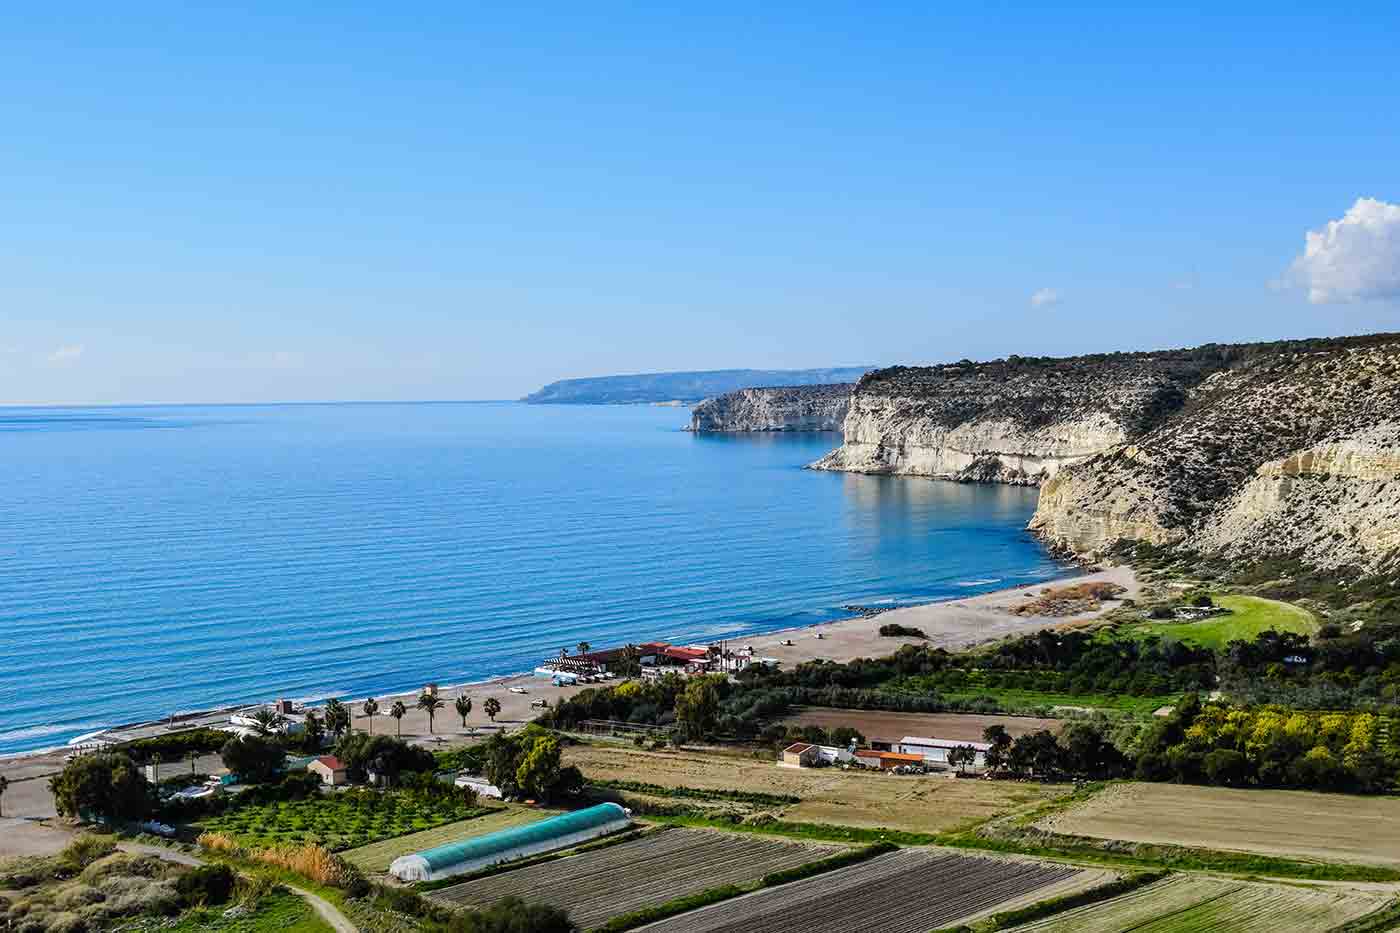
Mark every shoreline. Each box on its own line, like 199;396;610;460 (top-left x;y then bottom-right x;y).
0;564;1136;770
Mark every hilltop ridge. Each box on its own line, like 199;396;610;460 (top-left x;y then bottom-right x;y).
524;367;870;405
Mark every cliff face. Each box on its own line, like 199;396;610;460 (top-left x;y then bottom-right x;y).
814;335;1400;572
811;357;1202;485
689;384;852;432
1030;339;1400;571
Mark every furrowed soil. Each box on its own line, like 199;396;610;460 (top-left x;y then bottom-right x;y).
1002;874;1392;933
782;709;1061;743
564;744;1069;833
1041;782;1400;866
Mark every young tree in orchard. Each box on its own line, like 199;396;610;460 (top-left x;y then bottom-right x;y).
390;700;407;737
418;692;445;734
362;698;379;735
483;697;502;723
455;695;473;728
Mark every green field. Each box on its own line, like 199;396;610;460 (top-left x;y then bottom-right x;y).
934;688;1180;716
342;806;553;872
198;790;483;851
165;889;330;933
1121;595;1316;649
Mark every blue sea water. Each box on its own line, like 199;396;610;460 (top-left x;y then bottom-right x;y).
0;402;1068;756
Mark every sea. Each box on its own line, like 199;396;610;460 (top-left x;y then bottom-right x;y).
0;402;1069;756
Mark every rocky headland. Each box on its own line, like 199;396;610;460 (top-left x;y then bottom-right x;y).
810;335;1400;572
689;384;853;432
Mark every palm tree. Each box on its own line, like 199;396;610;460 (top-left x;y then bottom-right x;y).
249;708;286;736
417;691;445;734
324;698;349;740
483;697;501;723
0;775;10;817
390;700;407;737
362;698;379;735
576;641;591;656
454;695;473;728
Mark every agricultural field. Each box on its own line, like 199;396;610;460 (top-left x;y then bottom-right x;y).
563;744;1070;833
644;848;1084;933
1042;782;1400;866
341;806;552;872
783;709;1060;743
197;789;482;851
1003;874;1393;932
1119;595;1316;649
430;828;844;929
164;888;330;933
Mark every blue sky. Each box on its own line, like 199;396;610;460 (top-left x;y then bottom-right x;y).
3;4;1399;404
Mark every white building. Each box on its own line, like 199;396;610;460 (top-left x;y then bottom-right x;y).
896;736;992;769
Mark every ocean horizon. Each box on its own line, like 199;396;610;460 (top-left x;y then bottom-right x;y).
0;401;1070;756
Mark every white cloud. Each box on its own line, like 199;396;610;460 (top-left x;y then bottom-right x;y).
1030;287;1061;308
47;345;84;364
1288;197;1400;304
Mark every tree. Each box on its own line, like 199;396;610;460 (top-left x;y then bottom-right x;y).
674;676;721;740
302;709;325;750
484;697;502;723
247;708;286;736
982;725;1012;773
948;745;978;774
454;896;576;933
515;734;563;800
0;775;8;817
334;733;434;786
1202;749;1249;786
324;699;350;741
50;753;151;822
577;642;591;656
362;698;380;735
418;692;446;734
390;700;407;737
151;753;163;784
455;695;474;728
220;735;285;784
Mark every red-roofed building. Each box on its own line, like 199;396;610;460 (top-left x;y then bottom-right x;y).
308;755;348;786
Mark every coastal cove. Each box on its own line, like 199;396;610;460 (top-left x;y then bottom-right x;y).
0;402;1070;756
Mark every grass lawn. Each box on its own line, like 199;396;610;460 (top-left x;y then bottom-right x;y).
1120;595;1316;650
198;790;484;851
165;889;330;933
935;688;1179;716
341;806;553;872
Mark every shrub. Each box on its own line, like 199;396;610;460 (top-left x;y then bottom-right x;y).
175;864;235;906
195;831;243;855
879;623;927;638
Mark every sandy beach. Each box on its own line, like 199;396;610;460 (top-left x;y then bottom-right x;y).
0;565;1137;793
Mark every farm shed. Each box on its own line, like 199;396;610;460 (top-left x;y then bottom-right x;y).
854;750;924;770
389;803;631;882
897;737;992;769
781;743;819;767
